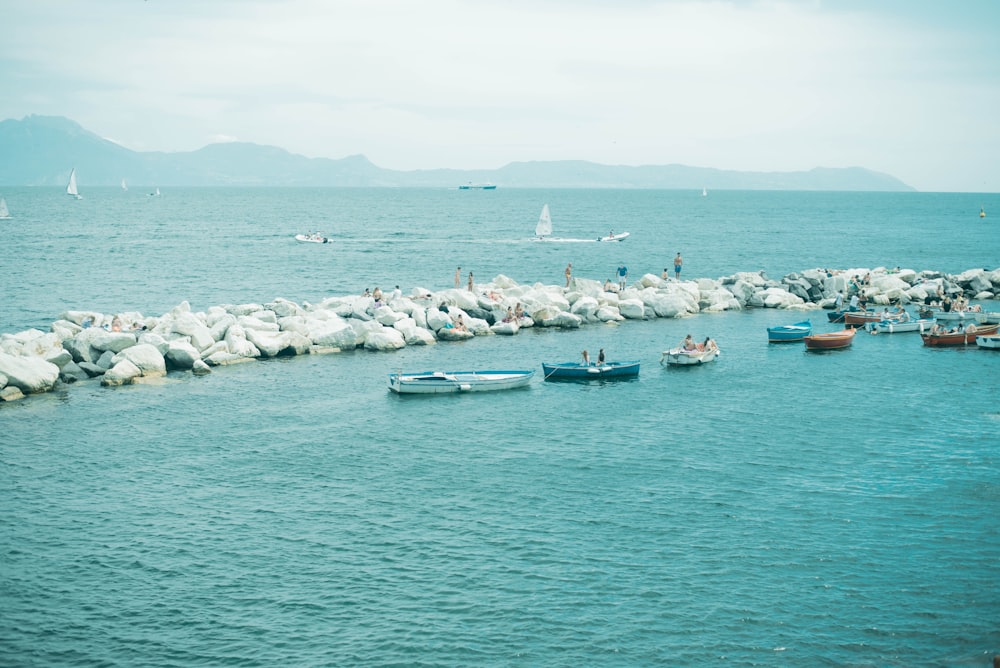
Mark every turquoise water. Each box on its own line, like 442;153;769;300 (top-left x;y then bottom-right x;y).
2;188;999;666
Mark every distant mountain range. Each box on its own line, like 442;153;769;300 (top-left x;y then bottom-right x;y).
0;115;915;191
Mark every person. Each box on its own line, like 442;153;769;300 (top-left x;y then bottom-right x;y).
604;278;615;292
674;252;683;279
941;296;952;313
454;266;461;288
581;349;591;365
596;348;606;365
702;337;718;352
858;293;868;311
81;316;93;328
929;323;942;336
372;286;383;301
362;288;371;298
616;264;628;291
391;285;402;301
848;293;860;312
683;334;696;351
111;316;122;332
502;306;514;323
454;314;468;332
881;307;892;321
565;262;572;288
467;271;474;292
661;268;669;280
834;291;845;310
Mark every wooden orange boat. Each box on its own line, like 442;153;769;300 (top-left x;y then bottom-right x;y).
843;310;886;327
920;323;999;347
804;328;856;350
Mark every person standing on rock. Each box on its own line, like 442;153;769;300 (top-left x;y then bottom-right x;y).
467;271;474;292
616;263;628;291
454;266;462;288
565;262;572;288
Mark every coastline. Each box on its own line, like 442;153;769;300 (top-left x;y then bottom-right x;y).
1;265;997;404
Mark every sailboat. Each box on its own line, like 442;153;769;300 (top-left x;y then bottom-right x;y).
981;205;986;218
66;168;82;199
121;178;128;191
0;197;11;219
534;204;553;240
148;187;161;197
702;187;708;197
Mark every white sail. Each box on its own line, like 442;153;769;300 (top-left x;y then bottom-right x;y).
535;204;553;237
67;168;81;199
702;187;707;197
121;178;128;191
0;197;10;219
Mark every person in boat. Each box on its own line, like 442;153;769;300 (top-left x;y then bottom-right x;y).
941;296;952;312
834;291;845;311
880;308;892;321
581;349;591;365
857;294;869;311
683;334;696;351
929;323;943;336
848;294;860;312
596;348;606;365
702;337;718;352
674;253;683;279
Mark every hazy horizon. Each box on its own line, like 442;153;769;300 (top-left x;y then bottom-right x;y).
2;1;998;193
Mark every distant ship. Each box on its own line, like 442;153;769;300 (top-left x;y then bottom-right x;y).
458;182;497;190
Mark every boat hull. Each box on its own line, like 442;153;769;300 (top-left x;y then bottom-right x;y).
842;311;883;327
865;318;934;334
921;323;999;346
660;348;719;365
976;335;1000;349
767;320;811;342
933;311;987;323
387;370;534;394
804;329;856;350
541;361;640;380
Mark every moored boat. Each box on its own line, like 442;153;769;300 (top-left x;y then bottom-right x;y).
921;323;999;347
933;310;987;323
865;318;935;334
660;347;720;366
842;311;885;327
767;320;811;342
804;328;856;350
541;360;640;380
387;369;534;393
976;334;1000;349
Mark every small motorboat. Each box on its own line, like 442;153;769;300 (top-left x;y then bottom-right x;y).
804;329;856;350
660;347;720;366
767;320;811;343
865;318;935;334
541;360;640;380
921;323;999;347
597;231;630;242
295;233;329;244
387;369;534;394
976;334;1000;349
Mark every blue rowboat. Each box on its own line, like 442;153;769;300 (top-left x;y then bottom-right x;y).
387;369;534;394
767;319;812;342
541;360;640;381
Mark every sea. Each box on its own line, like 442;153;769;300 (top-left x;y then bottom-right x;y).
1;187;999;666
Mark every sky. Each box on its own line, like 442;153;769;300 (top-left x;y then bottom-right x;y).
2;0;999;192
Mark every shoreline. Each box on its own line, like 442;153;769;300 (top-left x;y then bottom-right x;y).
1;265;998;403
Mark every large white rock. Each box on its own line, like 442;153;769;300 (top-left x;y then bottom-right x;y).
618;299;646;319
374;306;408;326
238;314;279;332
364;328;406;351
595;306;625;322
90;331;139;354
112;343;167;377
304;317;357;348
265;298;303;318
166;338;201;369
437;326;475;341
224;325;262;358
171;312;215;351
0;352;60;393
101;359;142;386
245;329;293;357
570;295;600;320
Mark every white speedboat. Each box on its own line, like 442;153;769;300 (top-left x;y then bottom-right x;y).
295;233;329;244
387;369;534;394
597;231;630;242
660;347;719;366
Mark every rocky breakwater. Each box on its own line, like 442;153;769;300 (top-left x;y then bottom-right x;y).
1;267;997;403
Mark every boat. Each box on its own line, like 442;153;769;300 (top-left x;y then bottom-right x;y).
660;347;720;366
767;320;811;342
921;323;999;347
842;311;885;327
534;204;553;240
66;168;82;199
803;328;856;350
458;182;496;190
981;206;986;218
976;334;1000;349
541;360;640;380
0;197;10;219
865;318;935;334
702;187;707;197
827;309;847;323
121;178;128;191
295;233;329;244
387;369;534;394
148;187;161;197
933;310;987;323
597;231;630;242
